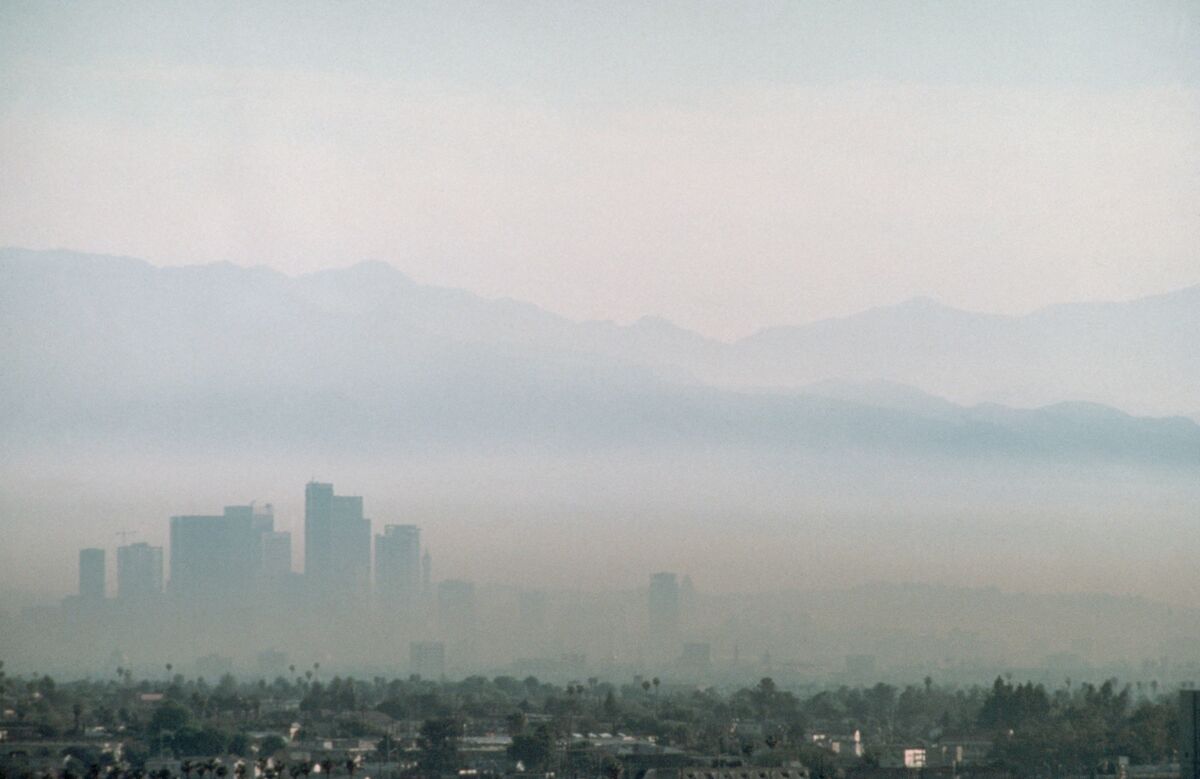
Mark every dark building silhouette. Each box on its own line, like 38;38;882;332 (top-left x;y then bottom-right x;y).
260;530;293;584
250;503;274;535
375;524;421;612
648;572;681;659
116;542;162;602
169;507;257;602
648;572;680;631
78;548;105;602
304;481;370;600
1183;690;1200;779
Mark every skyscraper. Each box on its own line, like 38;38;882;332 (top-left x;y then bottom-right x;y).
648;572;681;658
375;524;421;611
260;531;293;583
78;548;106;602
169;507;257;603
648;572;680;631
304;481;370;600
251;503;275;535
116;542;163;602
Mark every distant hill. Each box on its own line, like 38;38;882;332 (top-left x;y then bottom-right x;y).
1;247;1197;466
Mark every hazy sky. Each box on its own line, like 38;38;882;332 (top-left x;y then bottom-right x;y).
2;1;1198;338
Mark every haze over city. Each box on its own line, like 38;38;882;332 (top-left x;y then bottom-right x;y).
2;8;1200;777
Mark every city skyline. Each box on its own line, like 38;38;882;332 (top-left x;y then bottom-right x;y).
1;2;1196;773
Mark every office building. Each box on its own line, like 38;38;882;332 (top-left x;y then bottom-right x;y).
78;548;106;602
251;503;275;535
260;530;293;583
648;572;681;658
169;506;257;602
116;542;163;602
304;481;371;599
375;524;421;611
648;572;680;631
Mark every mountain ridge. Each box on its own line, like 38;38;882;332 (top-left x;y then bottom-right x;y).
2;247;1197;424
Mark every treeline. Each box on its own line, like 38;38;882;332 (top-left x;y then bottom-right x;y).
0;660;1182;777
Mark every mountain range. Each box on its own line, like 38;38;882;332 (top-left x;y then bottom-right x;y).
1;247;1197;466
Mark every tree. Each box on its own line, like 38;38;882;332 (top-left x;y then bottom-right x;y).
508;724;555;770
600;755;622;779
504;711;527;736
228;733;251;756
417;718;460;773
150;702;191;734
259;735;287;756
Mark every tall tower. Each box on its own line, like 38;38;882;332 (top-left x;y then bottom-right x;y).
78;548;106;602
260;531;293;583
648;572;681;658
375;525;421;612
304;481;370;601
116;542;163;602
168;507;256;603
648;572;680;631
305;481;334;585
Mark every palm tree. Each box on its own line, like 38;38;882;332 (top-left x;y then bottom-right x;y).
180;761;194;779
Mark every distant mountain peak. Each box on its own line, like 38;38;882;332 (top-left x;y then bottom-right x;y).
895;294;944;309
304;259;415;284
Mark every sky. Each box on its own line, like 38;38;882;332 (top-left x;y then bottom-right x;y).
1;1;1199;339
